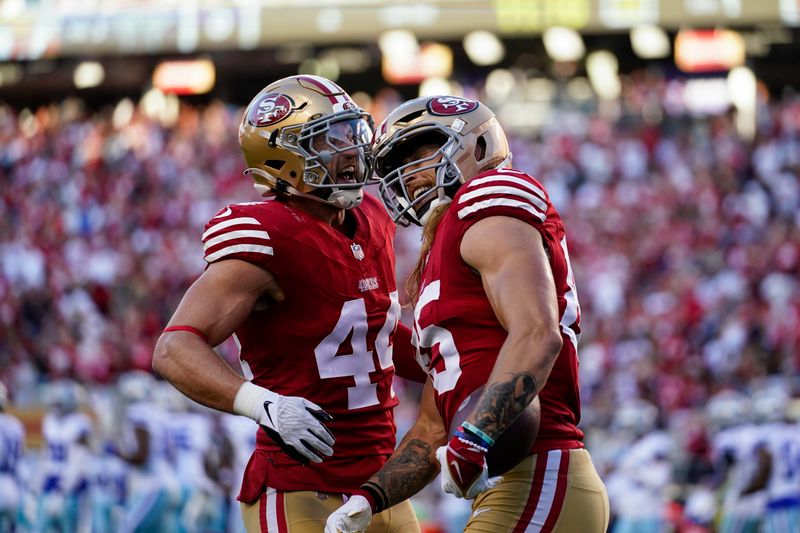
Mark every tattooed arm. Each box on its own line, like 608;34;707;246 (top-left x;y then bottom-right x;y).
459;216;563;441
368;380;446;506
324;381;446;532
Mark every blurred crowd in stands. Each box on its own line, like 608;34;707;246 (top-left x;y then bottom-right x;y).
1;73;799;532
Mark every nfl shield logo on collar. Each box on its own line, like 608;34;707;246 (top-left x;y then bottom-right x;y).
351;243;365;260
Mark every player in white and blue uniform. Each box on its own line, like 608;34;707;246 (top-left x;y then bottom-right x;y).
0;382;25;532
712;424;766;532
755;386;800;533
34;380;93;533
90;439;129;533
606;400;672;533
87;386;129;533
607;431;674;533
759;420;800;532
221;412;257;533
741;383;800;533
707;390;764;533
117;371;181;533
161;385;226;533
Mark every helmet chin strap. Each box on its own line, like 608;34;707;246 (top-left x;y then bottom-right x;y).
418;196;450;225
419;187;453;226
327;188;363;209
495;153;513;169
400;188;452;227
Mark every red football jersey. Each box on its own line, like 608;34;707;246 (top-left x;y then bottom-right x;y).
413;168;584;454
202;193;404;496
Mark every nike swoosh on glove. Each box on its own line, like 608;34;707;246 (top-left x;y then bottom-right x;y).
437;433;496;499
233;382;335;464
260;397;335;464
324;494;372;533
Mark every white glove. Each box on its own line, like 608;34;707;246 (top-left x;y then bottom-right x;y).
435;444;500;499
324;495;372;533
234;381;335;463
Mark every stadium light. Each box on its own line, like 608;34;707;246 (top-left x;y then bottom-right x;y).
419;77;453;97
675;29;745;73
728;66;756;109
152;58;215;95
140;88;180;127
381;31;451;85
728;66;757;140
586;51;621;100
485;68;516;102
683;78;730;114
112;99;135;130
73;62;105;89
419;43;453;78
379;29;419;59
463;31;505;66
317;8;343;34
543;27;585;62
140;88;166;120
379;29;419;84
630;24;670;59
0;0;25;18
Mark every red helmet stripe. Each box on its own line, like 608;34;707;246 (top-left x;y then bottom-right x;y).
298;75;342;104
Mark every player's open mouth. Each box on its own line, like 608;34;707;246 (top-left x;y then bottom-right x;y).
412;185;432;200
337;166;356;183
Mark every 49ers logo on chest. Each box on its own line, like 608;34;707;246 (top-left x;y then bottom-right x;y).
427;96;479;116
248;92;293;126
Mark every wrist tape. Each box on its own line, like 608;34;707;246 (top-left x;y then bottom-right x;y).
358;481;388;514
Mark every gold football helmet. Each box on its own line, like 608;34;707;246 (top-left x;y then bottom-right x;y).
373;95;511;225
239;75;374;209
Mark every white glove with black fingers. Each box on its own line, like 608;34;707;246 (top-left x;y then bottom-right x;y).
233;381;335;464
324;494;372;533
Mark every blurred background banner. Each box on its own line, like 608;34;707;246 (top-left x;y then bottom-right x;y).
0;0;797;59
1;1;799;532
0;0;798;115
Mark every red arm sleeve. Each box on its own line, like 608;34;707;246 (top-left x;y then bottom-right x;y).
392;322;427;384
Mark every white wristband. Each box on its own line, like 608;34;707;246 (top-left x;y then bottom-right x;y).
233;381;277;422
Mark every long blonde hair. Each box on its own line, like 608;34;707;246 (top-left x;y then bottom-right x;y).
406;202;451;305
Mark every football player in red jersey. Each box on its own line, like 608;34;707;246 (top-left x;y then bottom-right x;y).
326;96;609;533
152;75;424;533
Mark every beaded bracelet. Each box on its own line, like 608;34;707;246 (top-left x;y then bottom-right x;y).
461;422;495;448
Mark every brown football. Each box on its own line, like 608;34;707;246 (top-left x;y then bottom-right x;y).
448;386;541;477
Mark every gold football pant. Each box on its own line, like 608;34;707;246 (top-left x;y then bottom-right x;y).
465;448;609;532
240;488;419;533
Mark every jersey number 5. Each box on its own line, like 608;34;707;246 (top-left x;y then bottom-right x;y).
314;291;400;410
413;281;462;394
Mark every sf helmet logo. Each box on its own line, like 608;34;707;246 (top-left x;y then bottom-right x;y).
427;97;479;116
249;93;293;126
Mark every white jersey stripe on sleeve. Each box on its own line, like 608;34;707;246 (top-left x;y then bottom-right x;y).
459;185;548;213
205;244;274;263
468;175;547;201
203;230;271;252
202;217;262;241
457;198;546;222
